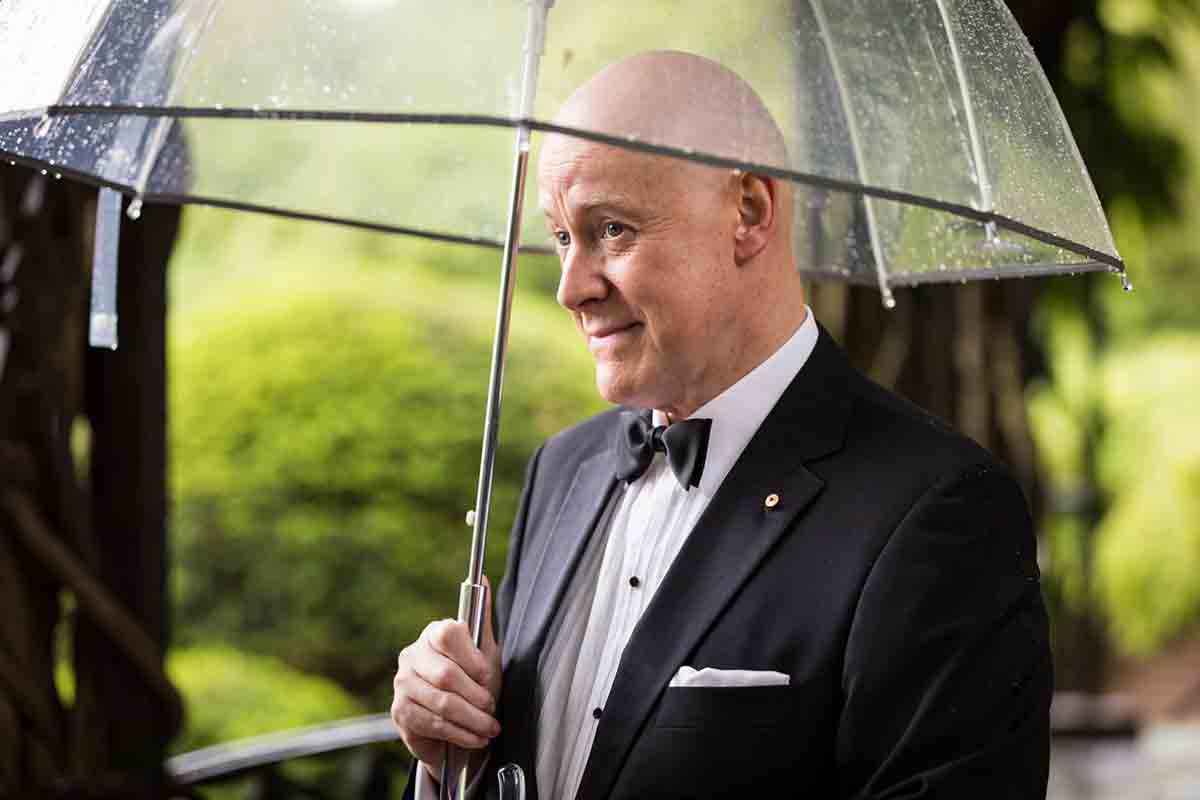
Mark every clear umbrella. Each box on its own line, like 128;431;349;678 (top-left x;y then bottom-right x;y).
1;0;1126;298
0;1;1128;796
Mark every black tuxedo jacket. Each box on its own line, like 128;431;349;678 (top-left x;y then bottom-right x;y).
410;326;1052;800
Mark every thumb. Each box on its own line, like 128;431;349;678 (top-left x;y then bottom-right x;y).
481;575;498;655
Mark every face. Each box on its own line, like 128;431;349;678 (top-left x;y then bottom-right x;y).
538;137;743;415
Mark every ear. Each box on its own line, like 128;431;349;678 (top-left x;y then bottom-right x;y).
732;171;777;265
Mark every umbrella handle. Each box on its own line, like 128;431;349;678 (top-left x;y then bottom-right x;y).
439;580;489;799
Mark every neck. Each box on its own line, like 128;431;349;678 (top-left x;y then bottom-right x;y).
659;300;808;422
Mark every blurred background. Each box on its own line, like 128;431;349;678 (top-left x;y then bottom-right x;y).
2;0;1199;798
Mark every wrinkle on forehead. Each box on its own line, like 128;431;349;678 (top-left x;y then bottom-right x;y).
537;135;719;218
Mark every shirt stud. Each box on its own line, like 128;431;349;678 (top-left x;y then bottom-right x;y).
629;576;641;588
764;493;780;509
592;707;603;719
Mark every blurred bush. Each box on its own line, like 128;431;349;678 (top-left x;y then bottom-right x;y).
1092;336;1200;653
169;229;604;703
1031;326;1200;655
167;645;365;754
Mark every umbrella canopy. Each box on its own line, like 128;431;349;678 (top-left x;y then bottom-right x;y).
1;0;1126;304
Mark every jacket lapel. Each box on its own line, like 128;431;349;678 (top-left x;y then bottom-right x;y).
499;448;619;800
574;326;856;800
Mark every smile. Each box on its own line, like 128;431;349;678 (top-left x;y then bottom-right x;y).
587;322;642;348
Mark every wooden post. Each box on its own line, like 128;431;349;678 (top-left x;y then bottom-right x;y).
77;196;180;798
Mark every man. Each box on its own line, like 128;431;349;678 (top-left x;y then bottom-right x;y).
392;51;1052;800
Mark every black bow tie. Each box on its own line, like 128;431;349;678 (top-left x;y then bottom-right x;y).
615;410;712;490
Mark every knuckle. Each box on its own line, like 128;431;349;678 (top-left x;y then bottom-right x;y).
429;661;454;688
390;699;406;729
429;620;456;649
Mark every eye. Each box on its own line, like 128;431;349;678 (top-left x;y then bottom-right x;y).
553;229;571;248
601;221;626;239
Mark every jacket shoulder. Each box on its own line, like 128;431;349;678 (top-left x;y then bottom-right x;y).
839;366;1010;494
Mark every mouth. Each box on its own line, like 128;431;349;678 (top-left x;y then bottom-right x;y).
586;322;642;347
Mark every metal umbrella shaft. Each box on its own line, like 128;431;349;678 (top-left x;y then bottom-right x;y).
440;4;551;797
438;121;531;800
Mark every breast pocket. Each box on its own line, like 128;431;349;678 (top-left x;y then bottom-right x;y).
654;684;801;729
623;681;837;798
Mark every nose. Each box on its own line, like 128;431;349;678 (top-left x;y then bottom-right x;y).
555;246;608;311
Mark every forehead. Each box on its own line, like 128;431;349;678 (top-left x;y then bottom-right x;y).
536;135;691;213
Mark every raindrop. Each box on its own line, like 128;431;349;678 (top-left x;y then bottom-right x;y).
39;169;47;176
214;103;224;111
1119;271;1133;293
53;173;62;180
126;197;143;221
33;116;52;138
251;104;262;113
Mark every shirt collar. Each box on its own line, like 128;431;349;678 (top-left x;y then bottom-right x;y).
652;306;818;497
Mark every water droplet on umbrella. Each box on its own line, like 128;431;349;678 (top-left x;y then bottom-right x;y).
53;173;61;180
126;197;143;220
34;116;52;138
39;169;47;176
1119;272;1133;292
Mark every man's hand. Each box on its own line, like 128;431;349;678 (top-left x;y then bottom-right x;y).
391;577;502;779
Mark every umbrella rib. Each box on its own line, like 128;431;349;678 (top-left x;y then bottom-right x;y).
128;0;227;213
934;0;994;215
807;0;896;307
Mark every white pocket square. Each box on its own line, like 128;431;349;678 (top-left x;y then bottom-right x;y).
668;666;790;688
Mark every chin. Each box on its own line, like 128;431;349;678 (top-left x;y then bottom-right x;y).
594;364;641;409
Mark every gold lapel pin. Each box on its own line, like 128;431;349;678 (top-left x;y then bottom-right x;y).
764;493;780;509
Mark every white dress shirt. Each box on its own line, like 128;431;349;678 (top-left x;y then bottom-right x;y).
416;308;818;800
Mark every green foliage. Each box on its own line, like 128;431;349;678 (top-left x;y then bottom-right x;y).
1092;336;1200;652
167;645;365;754
169;219;605;701
1031;330;1200;653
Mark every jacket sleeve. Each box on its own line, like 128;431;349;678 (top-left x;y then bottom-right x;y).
837;464;1053;800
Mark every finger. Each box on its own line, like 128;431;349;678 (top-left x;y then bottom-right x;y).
401;700;491;750
410;647;495;712
425;619;492;688
407;675;501;740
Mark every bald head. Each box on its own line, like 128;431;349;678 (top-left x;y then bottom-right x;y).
554;50;789;168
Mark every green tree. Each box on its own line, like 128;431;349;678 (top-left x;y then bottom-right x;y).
170;252;604;702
